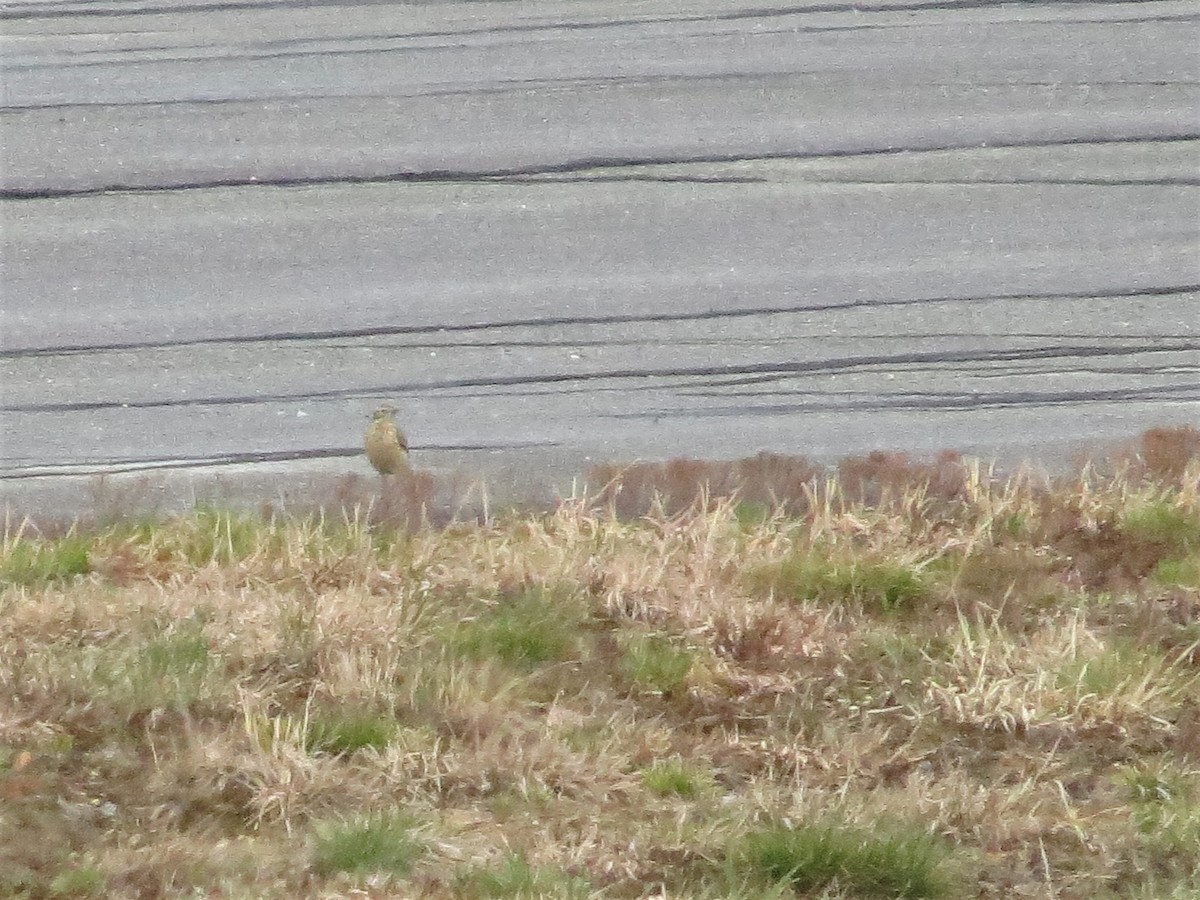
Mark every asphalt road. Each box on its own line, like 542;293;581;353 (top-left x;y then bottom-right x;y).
2;0;1198;515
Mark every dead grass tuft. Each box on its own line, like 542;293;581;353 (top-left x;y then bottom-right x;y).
838;449;969;507
1129;425;1200;484
2;426;1198;898
588;451;823;519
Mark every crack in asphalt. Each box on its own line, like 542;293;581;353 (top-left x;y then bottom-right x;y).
5;382;1194;478
0;0;1128;24
6;0;1193;32
651;383;1200;412
4;341;1196;415
503;173;1200;187
4;22;892;72
0;439;559;479
3;284;1195;359
8;74;1196;113
276;330;1200;353
3;134;1196;200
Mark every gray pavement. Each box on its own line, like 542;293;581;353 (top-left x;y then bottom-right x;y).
2;0;1198;517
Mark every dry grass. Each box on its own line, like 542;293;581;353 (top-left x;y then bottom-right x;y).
1;426;1198;899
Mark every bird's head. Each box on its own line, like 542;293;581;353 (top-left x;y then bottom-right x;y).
372;405;398;421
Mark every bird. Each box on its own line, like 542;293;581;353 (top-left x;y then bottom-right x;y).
364;404;410;475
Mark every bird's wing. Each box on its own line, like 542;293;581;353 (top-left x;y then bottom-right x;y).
394;425;408;452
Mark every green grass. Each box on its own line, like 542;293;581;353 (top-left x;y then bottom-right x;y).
454;854;592;898
306;710;397;755
734;501;774;528
1121;765;1188;807
78;619;219;714
312;812;426;877
48;865;106;897
1153;555;1200;587
1122;501;1200;554
451;587;584;670
738;822;954;898
193;507;279;565
642;757;712;798
0;534;90;586
619;632;694;696
752;552;929;613
1128;775;1200;880
1057;639;1178;698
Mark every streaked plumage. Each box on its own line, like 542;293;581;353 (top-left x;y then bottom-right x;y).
365;405;410;475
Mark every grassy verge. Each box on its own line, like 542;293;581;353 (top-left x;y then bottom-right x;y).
1;427;1198;898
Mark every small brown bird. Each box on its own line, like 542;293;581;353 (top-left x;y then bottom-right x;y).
364;404;410;475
